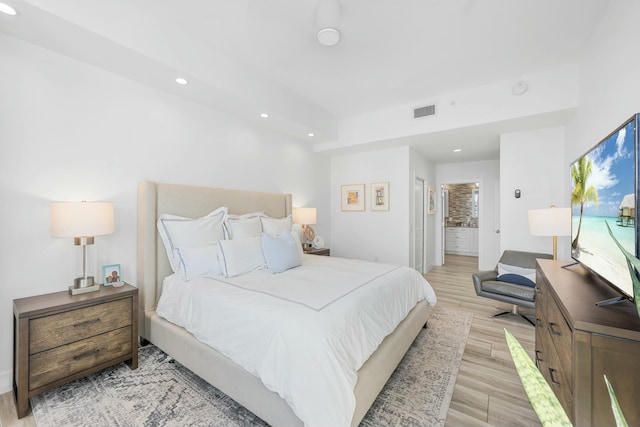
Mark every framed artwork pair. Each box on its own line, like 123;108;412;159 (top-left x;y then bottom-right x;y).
341;182;389;212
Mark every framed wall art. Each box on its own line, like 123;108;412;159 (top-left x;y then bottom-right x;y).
341;184;366;211
371;182;389;211
427;187;436;215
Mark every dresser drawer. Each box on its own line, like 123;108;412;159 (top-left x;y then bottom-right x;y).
30;298;132;354
542;332;574;419
546;298;573;390
29;326;132;390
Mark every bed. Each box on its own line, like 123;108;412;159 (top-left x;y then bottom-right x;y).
137;181;436;427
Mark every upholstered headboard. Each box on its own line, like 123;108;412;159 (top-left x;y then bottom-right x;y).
136;181;292;339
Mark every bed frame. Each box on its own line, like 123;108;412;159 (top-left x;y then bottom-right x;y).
137;181;431;427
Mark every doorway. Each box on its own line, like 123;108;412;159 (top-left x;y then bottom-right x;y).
441;182;480;266
414;177;425;273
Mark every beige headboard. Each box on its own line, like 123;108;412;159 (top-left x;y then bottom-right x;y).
137;181;292;339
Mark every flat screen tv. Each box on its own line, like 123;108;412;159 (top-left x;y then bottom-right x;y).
570;113;639;305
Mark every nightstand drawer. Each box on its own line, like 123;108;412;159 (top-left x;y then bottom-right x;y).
29;326;132;390
30;298;132;354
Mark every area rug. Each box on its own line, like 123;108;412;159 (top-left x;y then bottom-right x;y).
31;306;473;427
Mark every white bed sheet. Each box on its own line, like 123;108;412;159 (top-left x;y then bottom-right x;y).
157;255;437;427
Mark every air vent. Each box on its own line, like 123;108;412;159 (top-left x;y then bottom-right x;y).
414;104;436;119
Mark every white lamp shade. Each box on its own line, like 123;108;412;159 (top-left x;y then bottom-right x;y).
51;201;115;237
293;207;317;225
528;207;571;237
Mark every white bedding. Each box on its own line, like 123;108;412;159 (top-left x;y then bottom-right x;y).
156;255;437;427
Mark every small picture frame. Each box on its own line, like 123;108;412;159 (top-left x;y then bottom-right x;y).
341;184;366;211
102;264;123;287
371;182;390;211
427;187;436;215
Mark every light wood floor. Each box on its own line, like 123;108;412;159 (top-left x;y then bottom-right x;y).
0;254;540;427
429;255;541;427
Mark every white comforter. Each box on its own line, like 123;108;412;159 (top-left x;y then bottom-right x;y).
156;255;437;427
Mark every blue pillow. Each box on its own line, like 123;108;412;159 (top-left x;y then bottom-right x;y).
261;231;302;274
497;273;536;288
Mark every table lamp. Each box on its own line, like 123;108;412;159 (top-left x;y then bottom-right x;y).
51;201;115;295
528;206;571;260
293;207;317;250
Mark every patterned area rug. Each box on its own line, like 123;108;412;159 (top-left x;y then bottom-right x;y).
31;306;472;427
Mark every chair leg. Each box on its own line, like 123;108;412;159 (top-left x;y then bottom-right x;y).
492;304;535;326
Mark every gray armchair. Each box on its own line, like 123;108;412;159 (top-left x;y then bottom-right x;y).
472;250;553;325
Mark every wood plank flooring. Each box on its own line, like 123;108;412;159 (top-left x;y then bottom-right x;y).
427;254;541;427
0;254;540;427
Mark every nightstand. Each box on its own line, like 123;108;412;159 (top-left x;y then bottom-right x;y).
304;247;330;256
13;283;138;418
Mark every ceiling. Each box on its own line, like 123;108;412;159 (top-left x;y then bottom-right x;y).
0;0;610;163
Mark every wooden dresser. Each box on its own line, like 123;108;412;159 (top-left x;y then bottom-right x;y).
535;260;640;426
13;283;138;418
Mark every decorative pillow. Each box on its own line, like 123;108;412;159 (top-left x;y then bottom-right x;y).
174;244;223;280
157;207;228;272
290;230;306;263
262;231;302;274
260;215;293;236
225;215;263;240
497;262;536;287
218;236;266;277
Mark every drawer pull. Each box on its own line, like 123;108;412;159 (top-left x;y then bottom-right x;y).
549;368;561;386
74;318;101;328
548;322;561;336
535;350;544;363
73;349;100;361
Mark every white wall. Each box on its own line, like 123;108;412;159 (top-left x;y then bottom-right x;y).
500;127;569;259
436;160;500;270
565;0;640;163
330;146;410;265
316;63;580;152
0;34;330;393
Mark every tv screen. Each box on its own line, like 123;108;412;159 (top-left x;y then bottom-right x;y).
571;114;639;302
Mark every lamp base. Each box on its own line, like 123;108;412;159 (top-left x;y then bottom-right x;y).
69;283;100;295
69;276;100;295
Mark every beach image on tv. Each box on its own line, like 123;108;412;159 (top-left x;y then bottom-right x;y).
571;119;636;299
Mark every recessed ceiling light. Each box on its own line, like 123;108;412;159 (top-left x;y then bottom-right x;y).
0;2;18;16
308;132;315;137
175;77;188;85
453;148;462;153
260;113;269;118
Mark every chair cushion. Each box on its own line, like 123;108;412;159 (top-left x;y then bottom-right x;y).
481;280;536;302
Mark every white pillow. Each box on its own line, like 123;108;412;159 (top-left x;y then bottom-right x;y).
174;244;223;280
157;207;228;272
218;236;266;277
225;215;263;240
260;215;293;236
262;231;302;273
290;230;306;263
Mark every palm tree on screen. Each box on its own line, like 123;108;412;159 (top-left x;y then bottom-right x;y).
571;156;598;249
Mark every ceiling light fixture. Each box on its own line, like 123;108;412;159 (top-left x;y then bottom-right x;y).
308;132;315;137
175;77;188;85
0;2;18;16
260;113;269;118
315;0;341;46
453;148;462;153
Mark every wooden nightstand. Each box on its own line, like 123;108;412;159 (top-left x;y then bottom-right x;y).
304;247;330;256
13;283;138;418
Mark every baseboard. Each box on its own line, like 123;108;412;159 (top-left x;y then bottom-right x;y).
0;369;12;394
